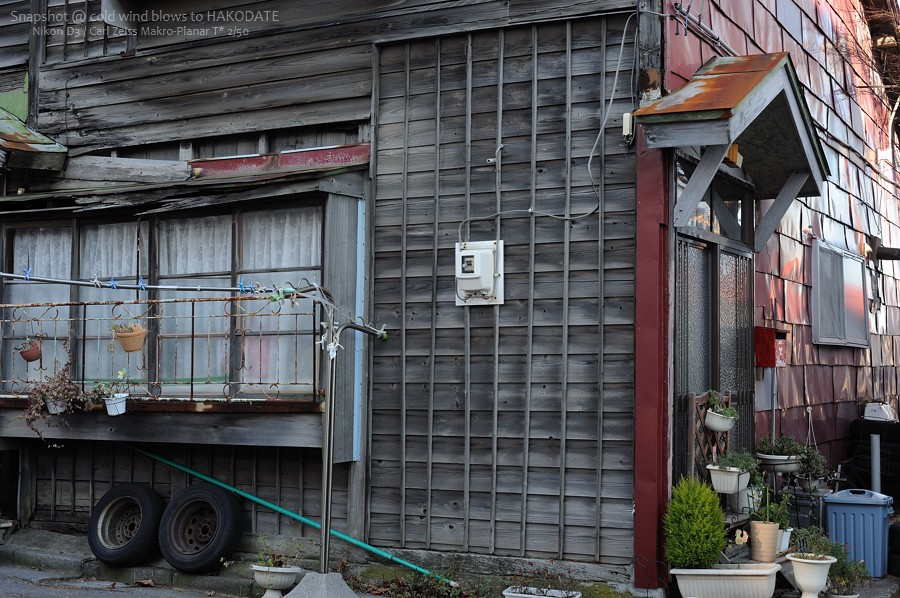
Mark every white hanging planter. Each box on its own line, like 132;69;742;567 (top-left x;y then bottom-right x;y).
706;465;750;494
756;453;801;473
786;553;836;598
502;588;581;598
705;410;737;432
670;563;781;598
103;393;128;416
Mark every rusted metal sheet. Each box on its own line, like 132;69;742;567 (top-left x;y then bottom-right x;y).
633;53;788;120
190;143;370;178
0;107;67;170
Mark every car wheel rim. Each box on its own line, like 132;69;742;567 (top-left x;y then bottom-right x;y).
170;500;218;554
97;497;142;549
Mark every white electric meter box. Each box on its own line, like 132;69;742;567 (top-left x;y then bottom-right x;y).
455;240;504;306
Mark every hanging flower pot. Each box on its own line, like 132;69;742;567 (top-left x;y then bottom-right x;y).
16;339;42;363
705;409;737;432
44;397;68;415
112;323;147;353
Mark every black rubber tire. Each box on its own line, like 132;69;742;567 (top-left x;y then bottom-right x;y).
158;484;243;574
87;483;165;567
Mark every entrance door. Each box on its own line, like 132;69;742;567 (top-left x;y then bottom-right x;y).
673;236;753;479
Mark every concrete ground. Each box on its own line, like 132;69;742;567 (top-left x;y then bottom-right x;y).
0;527;379;598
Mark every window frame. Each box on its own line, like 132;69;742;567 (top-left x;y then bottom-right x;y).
811;238;869;348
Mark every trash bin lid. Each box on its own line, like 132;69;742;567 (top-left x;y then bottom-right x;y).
823;488;893;506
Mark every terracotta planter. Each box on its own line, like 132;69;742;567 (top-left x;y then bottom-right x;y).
786;553;836;598
749;520;779;562
114;325;147;353
705;410;737;432
18;340;41;363
250;564;302;598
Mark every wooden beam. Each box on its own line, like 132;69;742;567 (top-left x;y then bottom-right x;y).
710;188;742;240
0;410;323;447
753;171;809;252
672;144;729;228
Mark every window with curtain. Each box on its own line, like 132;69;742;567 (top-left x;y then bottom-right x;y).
2;205;323;400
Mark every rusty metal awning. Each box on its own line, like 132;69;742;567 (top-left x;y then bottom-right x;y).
0;107;68;171
634;53;829;252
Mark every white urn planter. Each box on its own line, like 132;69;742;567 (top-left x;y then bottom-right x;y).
103;393;128;416
706;465;750;494
786;553;837;598
250;564;303;598
705;410;737;432
502;588;581;598
756;453;801;473
670;563;782;598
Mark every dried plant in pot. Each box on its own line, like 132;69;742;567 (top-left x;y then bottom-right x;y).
22;354;91;440
251;534;304;598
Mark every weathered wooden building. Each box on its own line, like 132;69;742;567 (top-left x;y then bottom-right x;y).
0;0;898;594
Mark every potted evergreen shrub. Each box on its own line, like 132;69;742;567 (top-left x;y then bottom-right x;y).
704;389;739;432
666;477;781;598
757;434;803;473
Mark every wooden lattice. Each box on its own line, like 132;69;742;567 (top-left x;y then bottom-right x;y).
690;391;732;479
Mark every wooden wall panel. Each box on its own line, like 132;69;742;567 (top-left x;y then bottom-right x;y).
29;441;344;550
370;15;635;565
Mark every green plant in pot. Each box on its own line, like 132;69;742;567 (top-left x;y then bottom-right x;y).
797;444;829;492
705;389;739;432
827;543;870;596
666;477;782;597
707;449;761;494
749;487;791;562
787;526;839;598
665;477;726;569
757;434;803;473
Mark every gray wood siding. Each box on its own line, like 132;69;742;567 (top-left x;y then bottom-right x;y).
369;16;635;564
33;0;632;155
0;0;30;70
28;440;345;547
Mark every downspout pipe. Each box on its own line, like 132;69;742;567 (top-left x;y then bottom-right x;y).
125;444;459;588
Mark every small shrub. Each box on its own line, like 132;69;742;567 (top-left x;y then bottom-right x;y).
664;476;726;568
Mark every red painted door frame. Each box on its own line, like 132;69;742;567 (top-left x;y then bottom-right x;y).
632;132;670;589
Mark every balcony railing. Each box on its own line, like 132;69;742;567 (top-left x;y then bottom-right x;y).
1;295;324;404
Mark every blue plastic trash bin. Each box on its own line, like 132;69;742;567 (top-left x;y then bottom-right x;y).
824;489;893;578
